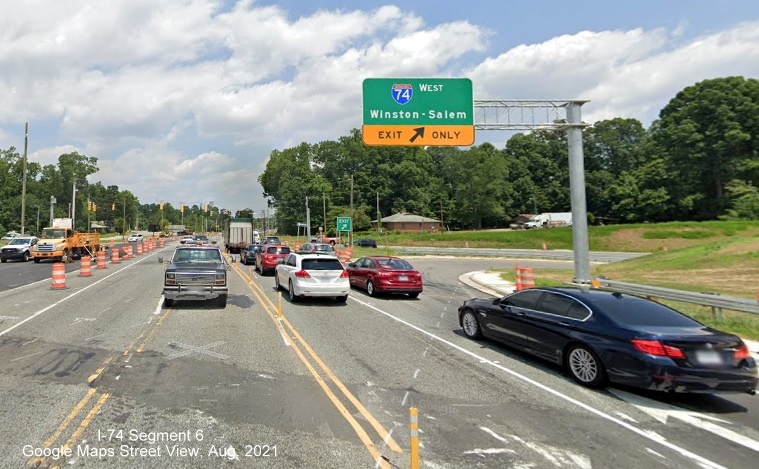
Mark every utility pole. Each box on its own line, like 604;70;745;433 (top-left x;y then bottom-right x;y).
122;195;126;240
322;194;326;234
305;196;311;239
376;191;380;233
350;175;354;246
36;205;40;234
71;177;77;231
21;123;28;235
50;196;56;227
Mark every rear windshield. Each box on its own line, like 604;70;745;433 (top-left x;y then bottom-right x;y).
302;258;344;270
377;258;413;270
173;249;222;262
592;294;703;327
266;246;290;254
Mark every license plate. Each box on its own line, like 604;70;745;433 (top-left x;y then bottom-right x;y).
398;275;408;281
695;350;723;366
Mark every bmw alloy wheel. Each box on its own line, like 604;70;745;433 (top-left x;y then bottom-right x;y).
461;311;482;339
567;345;605;387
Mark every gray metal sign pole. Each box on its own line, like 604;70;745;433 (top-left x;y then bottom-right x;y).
566;103;591;283
474;99;591;284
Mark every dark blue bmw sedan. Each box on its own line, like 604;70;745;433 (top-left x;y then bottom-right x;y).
458;287;757;394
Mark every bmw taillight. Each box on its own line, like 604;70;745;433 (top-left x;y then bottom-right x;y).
735;343;751;360
631;339;685;359
294;269;311;278
339;270;349;278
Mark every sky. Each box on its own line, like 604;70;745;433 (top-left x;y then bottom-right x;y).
2;0;759;215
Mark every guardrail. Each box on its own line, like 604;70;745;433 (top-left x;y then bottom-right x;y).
592;278;759;316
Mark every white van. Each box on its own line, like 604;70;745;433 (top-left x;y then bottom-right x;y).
253;230;261;244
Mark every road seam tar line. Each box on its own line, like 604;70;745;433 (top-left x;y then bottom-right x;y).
349;295;728;469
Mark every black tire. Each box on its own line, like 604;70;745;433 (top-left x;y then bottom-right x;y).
0;258;6;263
329;241;335;246
289;281;298;302
274;274;281;290
336;295;348;303
164;298;175;307
408;292;419;299
22;251;30;262
566;344;606;388
63;249;72;263
460;309;482;339
217;294;227;308
34;257;40;263
367;280;375;296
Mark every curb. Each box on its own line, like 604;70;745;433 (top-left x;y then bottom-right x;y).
461;270;759;360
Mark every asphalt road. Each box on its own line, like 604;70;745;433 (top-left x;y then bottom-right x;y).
0;239;757;468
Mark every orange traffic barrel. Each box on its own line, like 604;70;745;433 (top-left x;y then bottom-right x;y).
294;242;301;252
160;238;165;248
136;243;143;255
110;239;115;248
111;247;120;264
97;250;107;269
521;267;535;289
80;256;93;277
515;264;522;291
51;263;66;289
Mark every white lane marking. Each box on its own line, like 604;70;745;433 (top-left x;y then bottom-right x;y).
22;337;39;346
413;368;420;379
401;391;410;406
154;297;164;315
11;351;43;362
646;448;666;459
480;426;509;445
0;254;153;337
609;389;759;453
348;296;727;469
510;433;592;468
463;448;516;455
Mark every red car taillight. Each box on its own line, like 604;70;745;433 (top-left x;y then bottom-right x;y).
340;270;349;278
294;269;311;278
631;339;685;359
735;343;751;360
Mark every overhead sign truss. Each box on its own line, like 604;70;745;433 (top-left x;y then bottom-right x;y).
474;99;590;130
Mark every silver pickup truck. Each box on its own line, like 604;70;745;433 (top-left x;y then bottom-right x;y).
162;246;229;307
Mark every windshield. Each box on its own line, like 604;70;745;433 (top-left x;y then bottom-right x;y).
172;249;222;263
41;228;66;239
9;238;33;245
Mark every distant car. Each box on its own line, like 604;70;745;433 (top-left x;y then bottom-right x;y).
162;245;229;307
180;235;195;244
127;233;144;242
240;244;264;265
2;231;22;241
1;236;39;262
194;234;209;245
346;256;423;298
458;287;757;394
297;242;337;256
263;236;281;245
354;239;378;248
274;252;349;303
255;244;291;275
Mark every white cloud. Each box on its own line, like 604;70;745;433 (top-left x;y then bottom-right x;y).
1;2;759;213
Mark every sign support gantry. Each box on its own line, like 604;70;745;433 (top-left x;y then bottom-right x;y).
473;99;592;285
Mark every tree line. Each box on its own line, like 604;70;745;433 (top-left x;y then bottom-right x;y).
259;76;759;235
2;76;758;237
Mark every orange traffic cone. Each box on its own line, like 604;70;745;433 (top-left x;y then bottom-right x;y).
515;264;522;291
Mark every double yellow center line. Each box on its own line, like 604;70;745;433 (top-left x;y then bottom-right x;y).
231;263;403;467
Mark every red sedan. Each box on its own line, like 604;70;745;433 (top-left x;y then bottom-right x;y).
256;245;291;275
346;256;423;298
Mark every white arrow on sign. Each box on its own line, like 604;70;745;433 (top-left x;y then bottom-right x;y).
609;389;759;453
